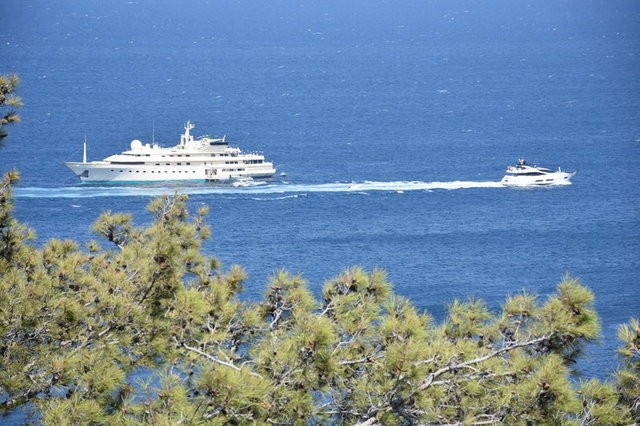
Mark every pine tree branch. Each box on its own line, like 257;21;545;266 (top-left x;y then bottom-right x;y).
416;334;551;393
68;325;115;357
269;307;283;329
339;354;384;366
354;417;380;426
139;274;158;305
181;342;263;379
413;356;438;366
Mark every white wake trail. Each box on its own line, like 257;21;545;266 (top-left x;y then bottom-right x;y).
14;180;505;199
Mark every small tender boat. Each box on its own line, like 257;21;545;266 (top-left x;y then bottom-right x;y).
230;176;255;187
501;159;575;187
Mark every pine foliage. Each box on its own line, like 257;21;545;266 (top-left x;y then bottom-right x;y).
615;318;640;422
0;74;22;143
0;177;637;424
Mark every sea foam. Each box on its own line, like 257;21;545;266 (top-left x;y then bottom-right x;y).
14;180;505;199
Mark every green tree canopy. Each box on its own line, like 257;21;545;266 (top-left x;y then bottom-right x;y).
0;74;22;143
0;183;637;425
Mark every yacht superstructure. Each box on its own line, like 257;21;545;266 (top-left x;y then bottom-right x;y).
501;159;575;187
65;121;276;183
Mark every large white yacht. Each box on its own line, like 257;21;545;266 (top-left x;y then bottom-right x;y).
501;159;575;187
65;121;276;184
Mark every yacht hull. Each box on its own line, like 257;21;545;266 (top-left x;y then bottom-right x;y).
65;161;275;184
501;171;575;187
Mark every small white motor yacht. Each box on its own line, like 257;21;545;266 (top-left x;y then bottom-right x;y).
501;159;575;187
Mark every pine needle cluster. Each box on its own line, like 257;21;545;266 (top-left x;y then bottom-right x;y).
0;74;22;144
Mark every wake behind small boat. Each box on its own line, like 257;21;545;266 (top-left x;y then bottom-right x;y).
65;121;276;184
501;159;575;187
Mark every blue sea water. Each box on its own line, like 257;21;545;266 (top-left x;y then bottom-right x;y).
1;0;639;383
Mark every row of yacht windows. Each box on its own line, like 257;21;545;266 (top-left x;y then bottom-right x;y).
109;169;246;173
516;172;547;176
154;162;191;166
144;161;260;166
506;171;548;176
127;153;241;158
126;153;192;157
120;160;263;166
110;170;198;174
223;160;264;164
124;154;255;160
